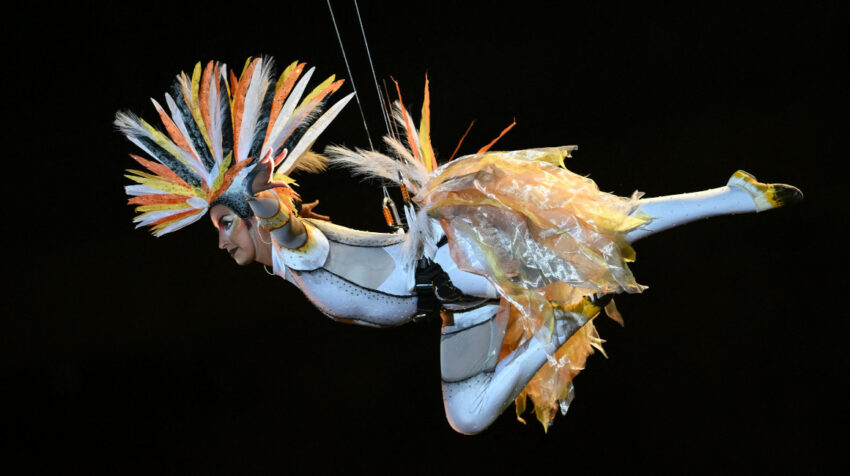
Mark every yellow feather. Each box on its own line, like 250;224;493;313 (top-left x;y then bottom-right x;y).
125;170;202;197
189;62;214;152
272;172;297;185
139;119;194;169
190;62;202;104
210;152;233;193
294;75;335;114
239;57;253;81
419;76;436;172
276;60;299;92
135;202;192;213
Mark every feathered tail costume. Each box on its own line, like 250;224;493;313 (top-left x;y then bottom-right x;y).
327;79;648;430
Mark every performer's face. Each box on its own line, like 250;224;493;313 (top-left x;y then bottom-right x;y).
210;205;256;266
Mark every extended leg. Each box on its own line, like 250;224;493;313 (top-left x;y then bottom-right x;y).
625;170;802;243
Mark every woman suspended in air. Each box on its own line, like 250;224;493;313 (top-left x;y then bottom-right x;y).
115;58;802;433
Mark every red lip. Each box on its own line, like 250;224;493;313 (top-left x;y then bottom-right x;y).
228;247;238;256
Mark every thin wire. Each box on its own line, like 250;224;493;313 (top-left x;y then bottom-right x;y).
349;0;396;205
382;79;400;142
327;0;374;150
353;0;392;137
327;0;402;229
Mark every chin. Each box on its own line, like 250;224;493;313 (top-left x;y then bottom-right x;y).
233;253;255;266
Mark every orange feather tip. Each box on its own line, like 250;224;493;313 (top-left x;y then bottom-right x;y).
329;78;345;95
476;119;517;156
449;120;476;162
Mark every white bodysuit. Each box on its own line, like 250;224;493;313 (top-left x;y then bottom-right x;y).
270;219;498;327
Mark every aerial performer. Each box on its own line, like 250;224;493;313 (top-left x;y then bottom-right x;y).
115;57;802;434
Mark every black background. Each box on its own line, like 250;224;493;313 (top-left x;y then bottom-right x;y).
6;1;846;473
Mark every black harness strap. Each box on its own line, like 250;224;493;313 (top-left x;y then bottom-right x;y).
414;237;481;318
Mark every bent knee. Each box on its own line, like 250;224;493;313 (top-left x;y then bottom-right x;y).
442;373;500;435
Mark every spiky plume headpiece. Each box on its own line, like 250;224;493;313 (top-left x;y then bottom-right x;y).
116;57;354;236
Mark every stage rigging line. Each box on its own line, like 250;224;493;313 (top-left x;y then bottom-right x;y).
326;0;404;229
326;0;375;151
354;0;392;137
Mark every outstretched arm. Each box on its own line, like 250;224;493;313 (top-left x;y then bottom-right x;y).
244;154;308;249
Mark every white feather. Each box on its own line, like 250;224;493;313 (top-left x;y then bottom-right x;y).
400;208;441;264
114;112;165;164
325;146;403;182
236;58;274;162
125;184;167;196
278;93;355;175
206;69;223;163
383;137;429;195
392;102;423;161
264;67;315;157
133;208;191;226
153;209;206;237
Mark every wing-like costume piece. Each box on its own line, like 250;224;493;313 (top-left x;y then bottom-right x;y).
326;79;648;430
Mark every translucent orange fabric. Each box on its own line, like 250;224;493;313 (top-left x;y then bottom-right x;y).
422;147;649;428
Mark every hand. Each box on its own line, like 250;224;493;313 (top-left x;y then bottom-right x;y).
244;151;291;197
300;200;330;221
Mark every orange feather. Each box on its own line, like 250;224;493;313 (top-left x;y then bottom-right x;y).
231;58;259;161
264;62;305;146
448;120;476;162
391;77;422;162
476;119;517;156
149;208;200;228
419;74;436;172
153;103;194;158
129;154;190;188
210;159;251;202
128;194;189;206
199;61;214;142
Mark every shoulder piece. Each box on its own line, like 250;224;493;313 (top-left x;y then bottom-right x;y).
272;220;330;271
306;219;406;247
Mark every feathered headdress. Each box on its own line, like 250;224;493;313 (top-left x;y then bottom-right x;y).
116;57;354;236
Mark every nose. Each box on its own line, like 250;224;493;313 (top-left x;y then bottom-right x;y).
218;230;228;249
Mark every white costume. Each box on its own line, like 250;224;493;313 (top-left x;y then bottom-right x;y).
117;57;802;433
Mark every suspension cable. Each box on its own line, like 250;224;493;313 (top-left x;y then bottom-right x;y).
326;0;375;151
353;0;392;137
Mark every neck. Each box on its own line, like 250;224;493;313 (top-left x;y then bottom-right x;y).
250;219;274;266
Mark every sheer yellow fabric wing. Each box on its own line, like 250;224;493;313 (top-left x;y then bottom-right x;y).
423;148;648;428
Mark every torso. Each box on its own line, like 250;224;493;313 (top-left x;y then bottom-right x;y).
272;218;499;326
